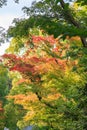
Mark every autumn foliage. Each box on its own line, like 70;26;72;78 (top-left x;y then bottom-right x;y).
2;32;87;130
2;35;74;77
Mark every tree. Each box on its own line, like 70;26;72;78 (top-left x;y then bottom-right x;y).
3;29;87;129
0;0;86;128
7;0;87;47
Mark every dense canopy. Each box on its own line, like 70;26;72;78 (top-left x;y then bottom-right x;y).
0;0;87;130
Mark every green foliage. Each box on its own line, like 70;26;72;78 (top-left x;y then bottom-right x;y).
0;64;10;129
0;65;9;104
4;103;25;130
6;37;25;54
8;16;87;39
77;0;87;5
7;0;87;47
4;72;26;130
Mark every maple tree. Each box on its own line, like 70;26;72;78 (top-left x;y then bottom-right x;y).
2;29;87;130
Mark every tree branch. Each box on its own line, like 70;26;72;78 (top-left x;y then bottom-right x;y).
60;0;87;47
35;92;58;109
